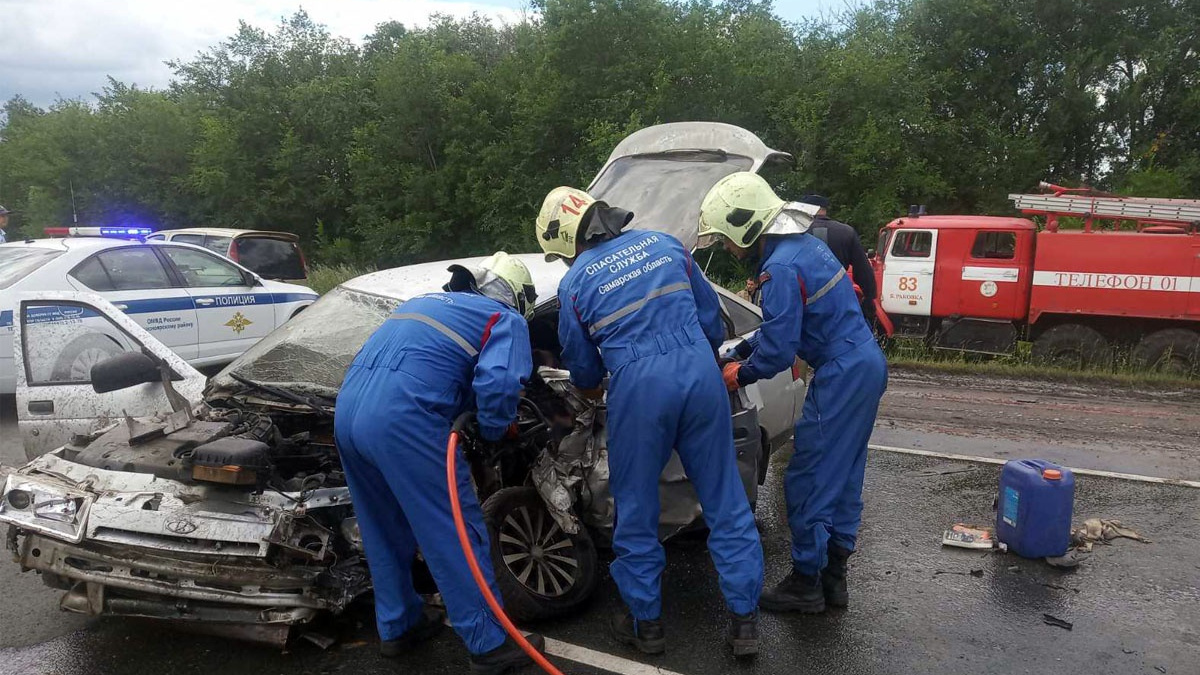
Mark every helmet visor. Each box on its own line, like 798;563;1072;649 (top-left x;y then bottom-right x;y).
477;275;518;309
696;233;722;249
478;275;538;317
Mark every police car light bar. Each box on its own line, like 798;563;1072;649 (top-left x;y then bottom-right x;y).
43;226;154;239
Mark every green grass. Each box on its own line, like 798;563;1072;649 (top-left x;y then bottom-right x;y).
886;338;1200;390
307;263;376;295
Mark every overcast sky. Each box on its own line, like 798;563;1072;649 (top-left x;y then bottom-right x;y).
0;0;834;107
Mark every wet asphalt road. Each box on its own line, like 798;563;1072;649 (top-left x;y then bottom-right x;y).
1;442;1197;674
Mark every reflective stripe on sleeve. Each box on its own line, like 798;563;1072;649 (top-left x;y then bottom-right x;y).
805;267;846;306
390;312;479;357
588;281;692;336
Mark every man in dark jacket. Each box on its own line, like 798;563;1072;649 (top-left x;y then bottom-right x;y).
799;195;877;321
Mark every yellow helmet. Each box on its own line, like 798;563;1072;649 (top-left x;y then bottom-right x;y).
446;251;538;318
536;186;596;262
698;172;787;249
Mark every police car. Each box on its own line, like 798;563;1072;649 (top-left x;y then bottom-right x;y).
0;231;318;395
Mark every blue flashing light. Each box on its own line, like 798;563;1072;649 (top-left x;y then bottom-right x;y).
100;227;153;237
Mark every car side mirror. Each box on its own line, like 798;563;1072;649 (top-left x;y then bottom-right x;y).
91;352;161;393
243;271;262;287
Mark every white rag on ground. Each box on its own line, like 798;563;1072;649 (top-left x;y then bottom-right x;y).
1071;518;1150;552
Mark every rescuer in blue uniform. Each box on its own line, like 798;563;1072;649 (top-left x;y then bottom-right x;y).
699;173;888;614
334;252;544;674
535;187;763;657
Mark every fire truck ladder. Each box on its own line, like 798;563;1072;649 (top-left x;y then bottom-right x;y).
1010;182;1200;232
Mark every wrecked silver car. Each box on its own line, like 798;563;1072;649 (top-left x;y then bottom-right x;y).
0;122;804;643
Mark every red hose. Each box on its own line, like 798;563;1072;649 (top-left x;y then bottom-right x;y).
446;431;566;675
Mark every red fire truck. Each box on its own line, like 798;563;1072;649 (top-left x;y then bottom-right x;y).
870;183;1200;373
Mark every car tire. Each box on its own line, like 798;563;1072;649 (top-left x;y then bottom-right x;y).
482;486;598;623
51;333;125;382
1132;329;1200;376
1031;324;1112;369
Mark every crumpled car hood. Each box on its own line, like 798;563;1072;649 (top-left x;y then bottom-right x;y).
587;122;791;250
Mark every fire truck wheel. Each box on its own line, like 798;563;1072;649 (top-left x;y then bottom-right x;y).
1031;324;1113;369
1132;329;1200;376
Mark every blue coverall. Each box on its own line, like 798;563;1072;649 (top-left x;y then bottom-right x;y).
334;292;532;654
736;234;888;576
557;229;764;620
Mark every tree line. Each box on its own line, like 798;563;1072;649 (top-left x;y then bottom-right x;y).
1;0;1197;268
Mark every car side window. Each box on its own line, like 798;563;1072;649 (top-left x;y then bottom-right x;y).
161;246;247;287
21;302;136;385
94;248;173;291
970;231;1016;259
718;293;762;337
203;236;233;257
70;256;117;292
890;230;932;258
172;234;206;247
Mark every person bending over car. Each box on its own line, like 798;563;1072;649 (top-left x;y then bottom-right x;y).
334;252;543;674
699;172;888;615
535;186;764;658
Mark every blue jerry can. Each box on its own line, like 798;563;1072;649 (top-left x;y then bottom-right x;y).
996;459;1075;558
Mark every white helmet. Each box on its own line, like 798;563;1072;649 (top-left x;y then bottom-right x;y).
445;251;538;317
698;172;788;249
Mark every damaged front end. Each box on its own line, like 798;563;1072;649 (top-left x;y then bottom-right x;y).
505;366;762;545
0;409;369;647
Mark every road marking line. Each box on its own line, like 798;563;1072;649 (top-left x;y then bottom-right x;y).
440;620;690;675
870;444;1200;489
543;637;689;675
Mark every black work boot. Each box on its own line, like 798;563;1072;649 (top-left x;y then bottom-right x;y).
822;545;852;608
727;611;759;657
610;610;667;654
760;570;826;614
380;606;447;657
469;633;546;675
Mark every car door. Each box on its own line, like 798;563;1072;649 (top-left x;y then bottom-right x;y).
881;228;937;317
157;245;274;362
713;286;804;446
959;230;1022;319
14;291;206;460
1190;242;1200;318
65;247;200;361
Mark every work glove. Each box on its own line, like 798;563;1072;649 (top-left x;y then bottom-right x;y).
848;266;864;302
721;361;743;392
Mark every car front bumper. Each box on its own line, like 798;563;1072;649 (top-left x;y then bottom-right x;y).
1;453;367;643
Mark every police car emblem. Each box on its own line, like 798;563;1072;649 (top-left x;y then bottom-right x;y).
225;311;253;334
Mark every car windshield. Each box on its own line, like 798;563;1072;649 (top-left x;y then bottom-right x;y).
589;152;753;249
209;286;396;399
0;248;64;289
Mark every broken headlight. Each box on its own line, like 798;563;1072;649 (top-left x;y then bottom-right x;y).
0;476;92;543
